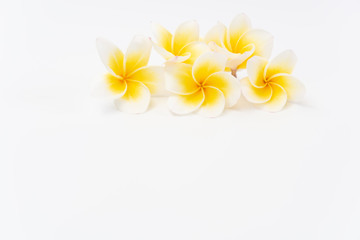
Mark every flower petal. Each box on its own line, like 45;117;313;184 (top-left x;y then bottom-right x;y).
152;42;175;61
192;52;227;84
269;74;305;102
265;50;297;79
166;53;191;63
228;13;252;51
234;29;273;60
172;20;199;55
240;77;272;103
96;38;124;77
151;22;173;52
125;35;152;75
204;23;227;48
105;73;127;96
208;41;236;59
247;56;268;88
223;43;254;70
165;63;199;95
168;89;205;115
179;41;210;65
259;83;287;112
204;72;240;107
198;86;225;117
114;80;150;113
207;41;243;71
127;66;164;95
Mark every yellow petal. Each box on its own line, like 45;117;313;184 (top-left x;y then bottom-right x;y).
234;29;273;59
151;22;173;52
172;20;199;55
204;72;240;107
179;41;211;65
240;77;272;103
127;66;164;95
165;63;199;95
152;42;175;61
114;80;150;113
204;23;227;48
260;83;287;112
192;52;227;84
247;56;268;88
228;14;252;51
268;74;305;102
105;73;127;96
96;38;124;77
265;50;297;79
168;89;205;115
125;35;152;75
199;86;225;117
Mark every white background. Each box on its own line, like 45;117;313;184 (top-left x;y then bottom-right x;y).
1;0;360;239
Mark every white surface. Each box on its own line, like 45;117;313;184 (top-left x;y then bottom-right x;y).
1;0;360;239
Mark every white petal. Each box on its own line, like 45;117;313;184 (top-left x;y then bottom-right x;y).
204;72;241;107
128;66;165;95
114;80;150;114
240;77;272;103
91;75;124;98
104;73;127;96
228;13;252;50
208;41;237;59
165;63;199;95
269;74;305;102
151;22;172;52
192;52;227;84
166;53;191;63
235;29;273;59
168;89;205;115
152;42;175;60
265;50;297;79
179;41;211;65
204;23;227;48
226;44;255;70
247;56;268;88
198;86;225;117
172;20;199;55
259;83;287;112
96;38;124;77
125;35;152;75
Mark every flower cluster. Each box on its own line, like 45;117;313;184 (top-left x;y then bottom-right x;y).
96;14;305;117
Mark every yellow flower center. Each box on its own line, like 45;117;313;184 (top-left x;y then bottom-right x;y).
264;76;270;84
197;81;205;89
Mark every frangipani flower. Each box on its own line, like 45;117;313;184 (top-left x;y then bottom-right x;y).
152;20;210;64
240;50;305;112
96;36;164;113
204;14;273;75
166;52;241;117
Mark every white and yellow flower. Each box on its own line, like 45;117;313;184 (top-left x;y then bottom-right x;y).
240;50;305;112
96;36;164;113
204;13;273;74
152;20;210;64
166;52;241;117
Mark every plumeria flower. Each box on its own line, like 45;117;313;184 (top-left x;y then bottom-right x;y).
96;36;164;113
152;20;210;64
166;52;241;117
240;50;305;112
204;13;273;76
